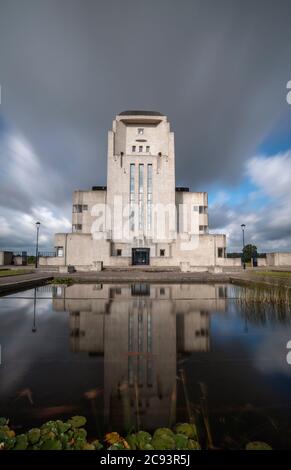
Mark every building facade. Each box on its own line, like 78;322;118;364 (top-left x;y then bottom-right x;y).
42;111;239;271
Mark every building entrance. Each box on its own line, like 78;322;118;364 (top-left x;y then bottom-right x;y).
132;248;150;265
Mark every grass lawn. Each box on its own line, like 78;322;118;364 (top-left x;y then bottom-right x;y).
254;270;291;278
0;269;33;277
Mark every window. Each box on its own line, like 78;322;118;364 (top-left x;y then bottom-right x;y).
146;146;150;153
73;204;82;213
139;146;143;152
72;224;82;232
160;287;165;295
199;205;208;214
138;164;144;230
147;164;153;232
57;247;64;257
130;164;135;231
73;204;87;212
193;205;199;212
117;249;122;256
138;128;144;135
199;225;207;233
160;249;165;257
132;145;136;152
218;247;224;258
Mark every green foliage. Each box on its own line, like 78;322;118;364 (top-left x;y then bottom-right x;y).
67;416;87;428
151;428;176;450
48;277;74;286
0;416;102;451
242;244;258;263
27;256;36;265
28;428;41;444
0;415;272;451
175;422;198;439
246;441;272;450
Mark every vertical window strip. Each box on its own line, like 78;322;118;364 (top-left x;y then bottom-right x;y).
147;164;152;232
130;164;135;231
138;164;144;231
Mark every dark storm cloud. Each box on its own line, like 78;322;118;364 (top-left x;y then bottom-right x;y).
1;0;291;249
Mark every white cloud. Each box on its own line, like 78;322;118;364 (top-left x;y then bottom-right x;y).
210;151;291;252
247;151;291;200
0;132;71;250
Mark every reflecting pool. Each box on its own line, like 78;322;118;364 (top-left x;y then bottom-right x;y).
0;283;291;448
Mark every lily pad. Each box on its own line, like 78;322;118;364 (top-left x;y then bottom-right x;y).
175;423;198;439
67;416;87;429
151;434;175;450
28;428;41;444
246;441;272;450
14;434;28;450
175;433;189;450
40;438;62;450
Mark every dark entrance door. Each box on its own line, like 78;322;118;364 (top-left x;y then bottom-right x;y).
132;248;150;265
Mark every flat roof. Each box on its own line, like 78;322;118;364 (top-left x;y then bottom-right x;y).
119;110;163;116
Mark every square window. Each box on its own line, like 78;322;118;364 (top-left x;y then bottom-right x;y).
146;146;150;152
160;249;165;257
117;249;122;256
139;146;143;152
138;128;144;135
132;146;136;152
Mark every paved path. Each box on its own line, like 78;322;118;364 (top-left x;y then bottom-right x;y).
2;267;290;295
0;272;54;295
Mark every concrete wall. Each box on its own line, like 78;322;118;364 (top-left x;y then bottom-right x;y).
266;252;291;267
13;255;27;266
0;251;13;265
257;258;267;267
72;189;106;234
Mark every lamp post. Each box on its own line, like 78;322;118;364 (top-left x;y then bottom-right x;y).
32;287;37;333
241;224;246;270
35;221;40;269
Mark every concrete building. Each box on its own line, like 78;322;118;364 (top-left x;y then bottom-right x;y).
41;111;240;272
0;251;27;266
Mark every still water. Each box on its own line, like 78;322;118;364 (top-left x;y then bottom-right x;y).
0;283;291;449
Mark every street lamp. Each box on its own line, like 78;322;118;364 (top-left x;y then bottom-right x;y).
241;224;246;270
32;287;37;333
35;221;41;269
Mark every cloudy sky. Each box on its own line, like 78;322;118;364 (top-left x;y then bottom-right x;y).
1;0;291;253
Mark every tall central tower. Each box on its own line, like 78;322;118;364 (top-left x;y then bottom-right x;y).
106;111;176;262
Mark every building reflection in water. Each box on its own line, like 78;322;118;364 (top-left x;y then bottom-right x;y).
52;283;227;430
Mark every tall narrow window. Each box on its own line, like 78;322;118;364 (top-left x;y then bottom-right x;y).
130;164;135;231
138;164;144;231
139;145;143;152
132;145;136;152
147;164;153;232
146;146;150;153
